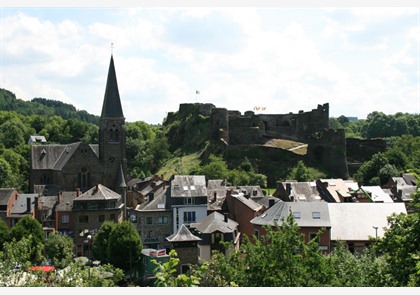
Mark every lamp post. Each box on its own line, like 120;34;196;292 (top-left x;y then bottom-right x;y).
373;226;378;239
87;234;92;281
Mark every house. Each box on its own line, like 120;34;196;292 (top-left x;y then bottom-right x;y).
225;189;265;240
166;224;201;274
27;135;47;145
127;175;169;210
274;180;323;202
347;185;395;203
385;176;417;211
0;188;19;228
250;201;331;253
72;184;124;257
34;194;58;238
8;193;38;227
169;175;208;232
328;202;407;253
316;178;353;202
54;190;79;238
190;211;240;261
29;55;128;195
134;185;173;251
206;179;228;213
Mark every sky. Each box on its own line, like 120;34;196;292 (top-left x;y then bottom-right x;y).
0;1;419;125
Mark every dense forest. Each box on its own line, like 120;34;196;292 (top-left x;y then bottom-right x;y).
1;87;419;192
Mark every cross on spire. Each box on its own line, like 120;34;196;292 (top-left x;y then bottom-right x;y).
111;42;114;54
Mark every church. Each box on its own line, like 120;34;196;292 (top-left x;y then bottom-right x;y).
29;55;128;195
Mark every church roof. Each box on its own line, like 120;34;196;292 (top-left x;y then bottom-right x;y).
31;142;98;170
101;55;124;119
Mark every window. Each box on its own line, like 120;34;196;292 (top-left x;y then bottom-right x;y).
110;214;115;221
158;216;168;224
183;211;196;223
98;215;105;222
309;233;319;243
147;230;153;238
61;214;69;224
254;229;259;240
146;217;153;225
185;197;194;205
79;215;89;223
312;212;321;219
293;211;301;219
211;232;224;244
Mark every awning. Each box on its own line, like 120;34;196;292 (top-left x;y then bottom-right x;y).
28;266;56;272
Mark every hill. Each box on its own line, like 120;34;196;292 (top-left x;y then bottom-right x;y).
0;88;99;125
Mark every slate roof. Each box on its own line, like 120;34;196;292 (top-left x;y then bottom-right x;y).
166;224;202;242
10;193;37;216
135;186;170;211
0;188;16;207
31;142;99;170
328;203;407;241
207;179;227;210
75;184;121;201
361;186;394;203
283;181;323;202
55;191;78;211
231;193;263;212
37;195;58;217
171;175;207;198
190;211;238;234
101;55;124;119
251;201;331;227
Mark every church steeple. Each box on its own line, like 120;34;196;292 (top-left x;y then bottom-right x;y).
99;55;127;192
101;55;124;119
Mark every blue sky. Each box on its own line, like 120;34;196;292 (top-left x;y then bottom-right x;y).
1;2;419;124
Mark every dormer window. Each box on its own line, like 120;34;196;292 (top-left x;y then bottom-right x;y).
185;197;194;205
312;212;321;219
293;211;301;219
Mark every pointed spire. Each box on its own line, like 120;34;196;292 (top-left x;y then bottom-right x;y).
117;164;127;188
101;55;124;118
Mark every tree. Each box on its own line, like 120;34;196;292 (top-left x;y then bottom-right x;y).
107;221;143;272
44;233;75;268
0;219;10;251
287;160;312;182
92;220;117;264
374;184;420;286
153;250;203;287
196;154;230;180
10;215;45;264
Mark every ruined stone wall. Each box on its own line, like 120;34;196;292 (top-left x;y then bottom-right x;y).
219;103;330;146
307;128;349;179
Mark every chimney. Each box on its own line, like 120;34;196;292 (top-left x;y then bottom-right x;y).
286;183;292;196
224;213;228;223
26;197;31;213
57;192;62;204
269;199;275;208
76;188;81;197
357;182;362;188
213;192;217;203
148;192;154;202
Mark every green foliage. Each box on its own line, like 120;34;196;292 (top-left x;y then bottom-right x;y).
10;216;45;263
153;249;202;287
374;187;420;286
0;219;9;251
44;233;75;269
92;220;117;264
287;160;312;181
107;221;143;271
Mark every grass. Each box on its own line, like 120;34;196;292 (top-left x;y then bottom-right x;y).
157;152;202;179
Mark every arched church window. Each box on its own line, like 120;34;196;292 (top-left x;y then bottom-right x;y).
108;125;120;143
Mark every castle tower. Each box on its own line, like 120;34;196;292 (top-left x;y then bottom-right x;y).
99;55;127;191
